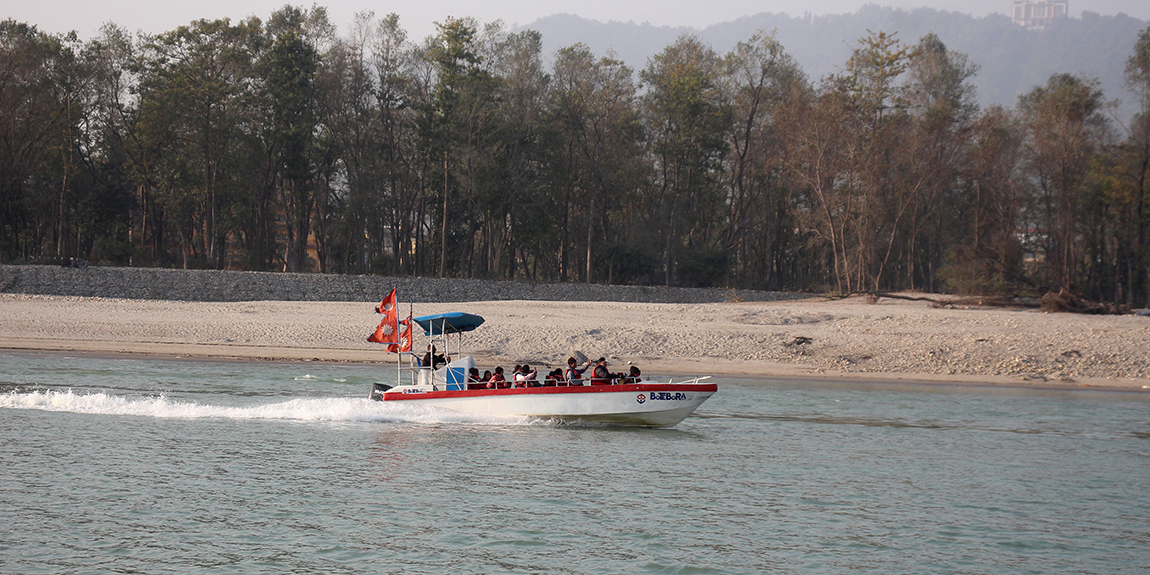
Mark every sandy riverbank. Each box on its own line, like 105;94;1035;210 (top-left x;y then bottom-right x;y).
2;293;1149;391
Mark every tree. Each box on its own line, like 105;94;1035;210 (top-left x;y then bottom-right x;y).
846;30;910;124
843;30;914;292
321;12;419;275
939;105;1028;294
898;33;979;291
262;6;326;272
417;17;499;278
1018;73;1110;291
720;31;808;290
0;20;76;261
550;44;647;284
75;24;138;264
1121;25;1150;304
135;17;263;268
788;78;856;293
641;35;729;286
486;29;551;280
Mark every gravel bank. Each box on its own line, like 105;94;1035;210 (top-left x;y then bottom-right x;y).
3;265;1148;391
0;265;799;304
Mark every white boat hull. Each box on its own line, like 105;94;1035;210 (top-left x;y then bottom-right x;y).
372;382;717;427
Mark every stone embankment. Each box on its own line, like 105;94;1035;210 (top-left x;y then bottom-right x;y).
0;265;799;304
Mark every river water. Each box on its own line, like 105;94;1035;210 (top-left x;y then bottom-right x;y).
1;352;1148;574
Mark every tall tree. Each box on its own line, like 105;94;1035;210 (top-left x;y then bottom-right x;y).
487;28;551;280
74;24;138;264
642;35;728;287
136;17;263;268
720;32;808;290
942;105;1028;294
0;20;75;260
261;6;327;272
1122;25;1150;304
371;14;421;276
788;77;856;293
417;17;502;278
844;30;912;292
898;33;979;290
551;44;645;284
1018;73;1110;291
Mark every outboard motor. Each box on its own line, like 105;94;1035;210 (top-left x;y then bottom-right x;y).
369;382;393;401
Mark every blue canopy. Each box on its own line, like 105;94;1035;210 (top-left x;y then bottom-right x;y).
414;312;485;335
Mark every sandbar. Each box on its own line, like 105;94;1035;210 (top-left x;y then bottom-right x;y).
2;294;1148;391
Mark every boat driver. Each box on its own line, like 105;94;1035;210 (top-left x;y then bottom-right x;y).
422;345;449;369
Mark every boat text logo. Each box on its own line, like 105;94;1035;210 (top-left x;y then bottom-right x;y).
637;392;688;404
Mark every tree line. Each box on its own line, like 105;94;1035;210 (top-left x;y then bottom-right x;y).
3;8;1150;305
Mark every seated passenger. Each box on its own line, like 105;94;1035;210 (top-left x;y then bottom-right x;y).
521;364;539;387
590;357;615;385
620;365;641;384
467;367;484;389
565;356;591;386
487;366;506;389
543;368;563;386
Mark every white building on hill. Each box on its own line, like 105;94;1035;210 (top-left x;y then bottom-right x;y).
1011;0;1069;29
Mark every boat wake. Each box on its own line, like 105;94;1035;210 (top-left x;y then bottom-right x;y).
0;389;537;426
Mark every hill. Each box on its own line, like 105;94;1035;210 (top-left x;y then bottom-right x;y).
522;6;1148;122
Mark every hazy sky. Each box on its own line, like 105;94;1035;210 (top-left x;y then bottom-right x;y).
8;0;1149;42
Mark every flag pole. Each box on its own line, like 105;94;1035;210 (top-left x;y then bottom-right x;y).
394;284;400;386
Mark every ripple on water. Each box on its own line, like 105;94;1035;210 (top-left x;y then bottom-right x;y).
1;355;1149;574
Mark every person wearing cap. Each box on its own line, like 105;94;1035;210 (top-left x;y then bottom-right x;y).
591;357;615;385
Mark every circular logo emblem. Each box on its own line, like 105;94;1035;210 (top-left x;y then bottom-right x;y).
636;393;646;404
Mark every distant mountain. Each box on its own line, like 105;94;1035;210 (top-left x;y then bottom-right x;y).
520;6;1148;122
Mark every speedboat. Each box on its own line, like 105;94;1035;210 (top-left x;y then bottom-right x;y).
368;312;716;428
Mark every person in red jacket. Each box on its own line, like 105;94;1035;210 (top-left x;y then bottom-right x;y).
620;365;642;384
487;366;506;389
590;357;615;385
565;356;591;385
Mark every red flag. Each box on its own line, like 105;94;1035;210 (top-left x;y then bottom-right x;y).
368;289;398;344
375;289;396;315
387;315;413;353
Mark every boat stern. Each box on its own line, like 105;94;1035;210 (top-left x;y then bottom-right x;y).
369;382;393;401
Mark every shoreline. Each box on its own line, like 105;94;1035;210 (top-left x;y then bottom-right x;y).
3;293;1149;393
4;348;1145;395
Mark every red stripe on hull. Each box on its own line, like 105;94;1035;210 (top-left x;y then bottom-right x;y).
378;382;717;402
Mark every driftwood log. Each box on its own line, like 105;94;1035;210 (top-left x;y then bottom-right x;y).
1038;288;1130;315
861;290;1130;315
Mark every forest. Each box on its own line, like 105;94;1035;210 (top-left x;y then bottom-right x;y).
3;7;1150;305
